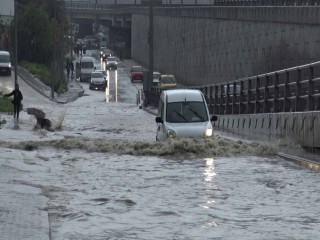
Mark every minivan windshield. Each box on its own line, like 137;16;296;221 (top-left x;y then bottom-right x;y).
0;55;10;63
81;61;94;68
166;101;208;123
161;75;176;84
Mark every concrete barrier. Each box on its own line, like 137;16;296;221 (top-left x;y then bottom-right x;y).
214;112;320;149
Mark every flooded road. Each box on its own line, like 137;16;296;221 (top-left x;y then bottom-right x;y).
1;50;319;239
2;147;319;240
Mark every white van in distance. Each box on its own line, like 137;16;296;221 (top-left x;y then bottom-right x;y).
155;89;218;141
0;51;12;76
79;56;95;82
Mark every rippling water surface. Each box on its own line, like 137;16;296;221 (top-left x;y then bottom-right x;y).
19;148;319;240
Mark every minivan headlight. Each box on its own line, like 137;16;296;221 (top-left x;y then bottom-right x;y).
8;63;11;68
205;128;213;137
167;129;176;138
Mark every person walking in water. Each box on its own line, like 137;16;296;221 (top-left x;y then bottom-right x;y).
4;83;23;122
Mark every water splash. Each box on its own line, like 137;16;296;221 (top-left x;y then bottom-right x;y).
51;108;66;131
0;135;278;157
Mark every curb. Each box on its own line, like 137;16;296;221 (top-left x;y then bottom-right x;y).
277;152;320;171
16;67;84;104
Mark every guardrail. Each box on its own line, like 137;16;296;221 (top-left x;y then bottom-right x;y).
149;61;320;115
65;0;320;9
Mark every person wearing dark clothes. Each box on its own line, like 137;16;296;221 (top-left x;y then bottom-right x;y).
4;83;23;121
66;62;70;77
70;61;74;77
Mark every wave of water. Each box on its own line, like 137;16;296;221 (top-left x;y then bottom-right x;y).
0;135;278;157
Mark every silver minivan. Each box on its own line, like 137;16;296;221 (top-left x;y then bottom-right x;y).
155;89;217;141
0;51;12;76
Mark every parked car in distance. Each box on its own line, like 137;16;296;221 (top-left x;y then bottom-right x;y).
153;71;161;86
89;71;107;91
155;89;218;141
130;66;144;82
0;51;12;76
158;74;177;88
106;56;117;70
102;49;112;62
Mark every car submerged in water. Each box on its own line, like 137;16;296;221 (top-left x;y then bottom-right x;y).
89;71;107;91
106;56;117;70
155;89;217;141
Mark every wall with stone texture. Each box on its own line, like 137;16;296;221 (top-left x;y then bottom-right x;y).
131;7;320;86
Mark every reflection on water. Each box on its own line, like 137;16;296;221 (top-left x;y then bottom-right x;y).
104;69;118;103
105;69;110;102
204;157;216;182
115;70;118;102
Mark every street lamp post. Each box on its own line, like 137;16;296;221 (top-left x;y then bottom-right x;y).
14;0;18;85
52;0;57;99
145;0;154;107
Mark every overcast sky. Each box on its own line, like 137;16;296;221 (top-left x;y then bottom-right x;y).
0;0;14;16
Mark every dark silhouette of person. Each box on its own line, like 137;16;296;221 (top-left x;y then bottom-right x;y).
4;83;23;121
66;61;70;77
70;61;74;77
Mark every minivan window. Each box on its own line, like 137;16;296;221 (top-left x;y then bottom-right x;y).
0;55;10;63
91;72;103;78
132;66;142;72
160;75;176;84
166;101;208;123
81;61;94;68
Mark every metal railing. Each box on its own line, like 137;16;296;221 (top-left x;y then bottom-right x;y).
149;61;320;115
65;0;320;9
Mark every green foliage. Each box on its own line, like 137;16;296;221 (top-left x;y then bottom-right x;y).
20;61;52;86
0;95;14;113
20;60;68;94
17;3;53;65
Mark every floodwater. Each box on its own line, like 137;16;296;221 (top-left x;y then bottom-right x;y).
2;147;319;240
1;50;320;239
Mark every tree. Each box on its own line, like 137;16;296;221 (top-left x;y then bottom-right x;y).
17;3;52;65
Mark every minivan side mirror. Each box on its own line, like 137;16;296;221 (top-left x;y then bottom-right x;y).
155;116;163;123
211;115;218;122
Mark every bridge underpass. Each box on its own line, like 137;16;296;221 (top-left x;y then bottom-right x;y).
65;1;320;152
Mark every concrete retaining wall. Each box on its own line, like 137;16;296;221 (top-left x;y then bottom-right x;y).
214;112;320;149
131;7;320;86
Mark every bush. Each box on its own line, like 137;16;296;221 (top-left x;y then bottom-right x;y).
20;61;68;94
0;95;14;113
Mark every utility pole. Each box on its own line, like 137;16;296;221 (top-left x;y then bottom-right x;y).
145;0;154;107
60;1;65;83
52;0;57;99
14;0;18;85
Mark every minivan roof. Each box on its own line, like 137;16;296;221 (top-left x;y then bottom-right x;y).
164;89;204;103
0;51;10;56
81;56;94;62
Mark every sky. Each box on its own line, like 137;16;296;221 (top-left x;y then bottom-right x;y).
0;0;14;16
